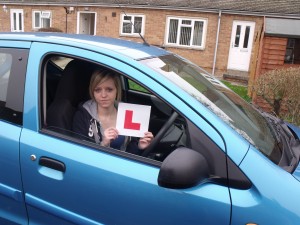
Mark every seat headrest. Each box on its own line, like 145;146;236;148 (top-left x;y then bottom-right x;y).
54;59;93;106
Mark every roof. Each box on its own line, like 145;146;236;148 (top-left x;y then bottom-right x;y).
0;0;300;17
0;32;168;60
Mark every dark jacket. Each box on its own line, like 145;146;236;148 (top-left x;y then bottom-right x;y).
72;100;142;155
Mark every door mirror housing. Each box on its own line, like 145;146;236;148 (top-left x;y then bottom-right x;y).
158;147;209;189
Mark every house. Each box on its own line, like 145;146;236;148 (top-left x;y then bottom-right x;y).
0;0;299;92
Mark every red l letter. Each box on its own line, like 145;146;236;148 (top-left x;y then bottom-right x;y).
124;110;141;130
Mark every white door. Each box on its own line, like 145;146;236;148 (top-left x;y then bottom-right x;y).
10;9;24;32
77;12;96;35
227;21;255;71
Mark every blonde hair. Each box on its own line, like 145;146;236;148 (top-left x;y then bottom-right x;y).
89;69;122;102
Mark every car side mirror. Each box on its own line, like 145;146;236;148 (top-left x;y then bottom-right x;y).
158;147;209;189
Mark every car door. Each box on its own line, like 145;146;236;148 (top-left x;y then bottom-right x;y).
20;42;231;225
0;44;29;224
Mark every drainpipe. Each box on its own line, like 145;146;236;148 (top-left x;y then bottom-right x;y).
64;7;70;33
64;7;68;33
212;10;222;77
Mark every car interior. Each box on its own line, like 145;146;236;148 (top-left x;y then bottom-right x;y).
42;55;188;162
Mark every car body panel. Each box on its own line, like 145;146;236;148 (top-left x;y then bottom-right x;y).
21;129;231;225
0;33;167;60
0;122;27;225
0;40;32;49
232;145;300;224
291;122;300;182
287;122;300;140
0;40;29;224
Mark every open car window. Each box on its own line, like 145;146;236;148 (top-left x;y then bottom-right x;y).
42;55;189;162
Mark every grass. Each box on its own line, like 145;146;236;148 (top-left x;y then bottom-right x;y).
221;80;251;102
129;78;252;103
128;80;149;93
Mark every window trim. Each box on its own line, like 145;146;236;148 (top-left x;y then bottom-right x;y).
164;16;208;50
119;13;146;37
32;10;52;30
284;38;300;64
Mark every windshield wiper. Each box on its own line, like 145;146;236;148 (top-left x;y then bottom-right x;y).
263;112;282;144
263;112;300;172
251;104;300;172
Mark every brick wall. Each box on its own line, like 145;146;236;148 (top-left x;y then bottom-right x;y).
0;5;263;77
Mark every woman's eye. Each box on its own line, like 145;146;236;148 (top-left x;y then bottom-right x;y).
94;88;101;93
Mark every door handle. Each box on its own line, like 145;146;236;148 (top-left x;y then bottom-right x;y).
39;157;66;172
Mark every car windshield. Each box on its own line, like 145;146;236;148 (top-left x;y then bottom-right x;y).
141;54;281;163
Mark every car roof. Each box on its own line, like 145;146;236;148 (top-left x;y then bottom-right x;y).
0;32;169;60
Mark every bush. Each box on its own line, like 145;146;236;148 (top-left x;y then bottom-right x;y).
37;27;63;32
254;67;300;126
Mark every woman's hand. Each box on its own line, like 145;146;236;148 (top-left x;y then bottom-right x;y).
138;132;154;150
101;127;118;147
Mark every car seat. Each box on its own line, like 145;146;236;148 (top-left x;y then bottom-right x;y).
46;59;93;131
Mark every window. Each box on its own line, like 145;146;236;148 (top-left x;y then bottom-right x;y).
33;11;52;30
128;80;149;93
0;49;28;125
120;14;145;36
43;55;188;161
0;53;11;104
165;17;207;49
10;9;24;32
285;38;300;64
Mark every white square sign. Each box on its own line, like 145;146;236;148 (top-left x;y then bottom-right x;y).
116;102;151;137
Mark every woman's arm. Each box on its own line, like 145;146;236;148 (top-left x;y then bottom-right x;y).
72;109;91;138
138;132;154;149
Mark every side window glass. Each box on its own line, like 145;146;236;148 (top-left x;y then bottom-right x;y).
0;49;28;125
128;80;149;93
0;53;12;104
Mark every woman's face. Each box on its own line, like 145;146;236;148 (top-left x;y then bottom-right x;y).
93;77;117;109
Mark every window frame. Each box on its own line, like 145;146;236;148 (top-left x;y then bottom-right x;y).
119;13;146;37
164;16;208;50
284;38;300;64
32;10;52;30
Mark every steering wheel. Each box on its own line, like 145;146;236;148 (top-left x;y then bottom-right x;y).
142;111;179;157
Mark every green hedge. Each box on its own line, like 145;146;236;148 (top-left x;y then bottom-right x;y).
254;67;300;126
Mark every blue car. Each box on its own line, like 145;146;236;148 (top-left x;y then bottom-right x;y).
0;32;300;225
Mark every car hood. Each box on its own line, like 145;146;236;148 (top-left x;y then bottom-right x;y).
293;163;300;182
288;123;300;182
287;122;300;139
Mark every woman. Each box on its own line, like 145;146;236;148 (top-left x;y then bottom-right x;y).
72;68;153;154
